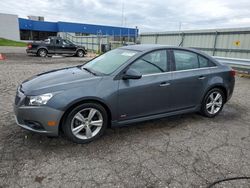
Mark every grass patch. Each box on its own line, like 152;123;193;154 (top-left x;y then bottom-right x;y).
0;38;27;47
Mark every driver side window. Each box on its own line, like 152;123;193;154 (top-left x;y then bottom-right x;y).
129;50;167;75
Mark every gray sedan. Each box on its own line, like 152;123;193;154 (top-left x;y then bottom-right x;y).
14;45;235;143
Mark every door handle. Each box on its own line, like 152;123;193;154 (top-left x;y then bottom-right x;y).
159;82;170;87
198;76;206;80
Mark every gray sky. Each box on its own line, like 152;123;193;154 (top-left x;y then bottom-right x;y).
0;0;250;32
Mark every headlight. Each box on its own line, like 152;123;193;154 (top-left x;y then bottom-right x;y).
28;93;53;106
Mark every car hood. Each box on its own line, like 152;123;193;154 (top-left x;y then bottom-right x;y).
21;66;102;95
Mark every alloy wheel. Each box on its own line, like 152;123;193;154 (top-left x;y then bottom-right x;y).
70;108;103;140
206;91;223;115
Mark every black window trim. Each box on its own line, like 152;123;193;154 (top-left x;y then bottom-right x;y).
114;48;217;80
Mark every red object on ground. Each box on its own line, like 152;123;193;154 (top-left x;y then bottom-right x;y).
0;53;6;60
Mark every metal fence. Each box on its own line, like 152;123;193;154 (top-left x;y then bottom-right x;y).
63;33;109;52
62;33;136;52
214;57;250;74
140;28;250;59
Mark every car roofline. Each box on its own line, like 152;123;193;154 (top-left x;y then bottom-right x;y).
118;44;221;66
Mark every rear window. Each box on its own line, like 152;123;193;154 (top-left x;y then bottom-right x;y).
198;55;210;68
174;50;216;71
174;50;199;71
198;55;216;67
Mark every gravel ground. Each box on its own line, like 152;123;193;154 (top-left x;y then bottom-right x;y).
0;48;250;188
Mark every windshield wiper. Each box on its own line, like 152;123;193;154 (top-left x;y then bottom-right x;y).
82;67;97;76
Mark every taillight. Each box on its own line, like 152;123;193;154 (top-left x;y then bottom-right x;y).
27;44;32;49
230;69;236;77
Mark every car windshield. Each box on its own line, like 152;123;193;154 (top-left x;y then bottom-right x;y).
82;48;138;75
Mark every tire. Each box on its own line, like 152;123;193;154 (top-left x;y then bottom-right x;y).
62;103;108;144
76;50;84;57
37;48;47;57
201;88;225;118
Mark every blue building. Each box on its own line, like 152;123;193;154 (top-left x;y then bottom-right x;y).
18;18;138;41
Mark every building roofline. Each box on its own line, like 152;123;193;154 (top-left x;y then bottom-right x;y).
141;27;250;36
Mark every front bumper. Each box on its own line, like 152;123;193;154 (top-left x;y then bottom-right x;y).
13;88;64;136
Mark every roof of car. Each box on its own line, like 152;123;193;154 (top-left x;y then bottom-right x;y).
120;44;171;51
120;44;213;59
120;44;201;52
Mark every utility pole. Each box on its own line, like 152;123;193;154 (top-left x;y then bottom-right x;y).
178;22;182;46
179;22;182;31
121;1;124;26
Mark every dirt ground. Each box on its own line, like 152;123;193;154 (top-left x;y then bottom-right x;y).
0;47;250;188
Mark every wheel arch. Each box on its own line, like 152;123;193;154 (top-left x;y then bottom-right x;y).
202;84;228;103
37;47;48;54
76;48;87;54
59;98;112;133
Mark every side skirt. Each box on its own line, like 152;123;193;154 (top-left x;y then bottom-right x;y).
111;106;200;127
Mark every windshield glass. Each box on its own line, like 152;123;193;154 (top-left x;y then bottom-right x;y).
82;48;138;75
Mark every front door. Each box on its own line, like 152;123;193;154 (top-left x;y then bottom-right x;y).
118;50;172;121
61;39;77;54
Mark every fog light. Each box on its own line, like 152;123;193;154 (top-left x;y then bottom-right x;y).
24;120;44;130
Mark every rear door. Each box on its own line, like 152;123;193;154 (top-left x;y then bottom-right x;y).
118;50;172;121
170;49;211;111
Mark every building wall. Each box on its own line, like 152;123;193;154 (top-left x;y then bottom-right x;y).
18;18;138;37
140;28;250;59
0;13;20;41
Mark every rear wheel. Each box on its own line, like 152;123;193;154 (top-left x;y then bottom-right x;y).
62;103;107;143
37;48;47;57
76;50;84;57
201;88;225;117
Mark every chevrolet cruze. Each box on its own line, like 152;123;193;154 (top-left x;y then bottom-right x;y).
14;45;235;143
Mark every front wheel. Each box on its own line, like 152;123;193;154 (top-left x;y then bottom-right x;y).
62;103;108;144
201;88;225;117
76;50;85;57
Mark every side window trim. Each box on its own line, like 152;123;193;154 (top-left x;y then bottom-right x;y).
167;50;171;72
169;49;175;71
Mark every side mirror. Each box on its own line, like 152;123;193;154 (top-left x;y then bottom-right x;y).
122;69;142;80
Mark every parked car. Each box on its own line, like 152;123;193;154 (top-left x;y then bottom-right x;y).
26;36;87;57
14;45;235;143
